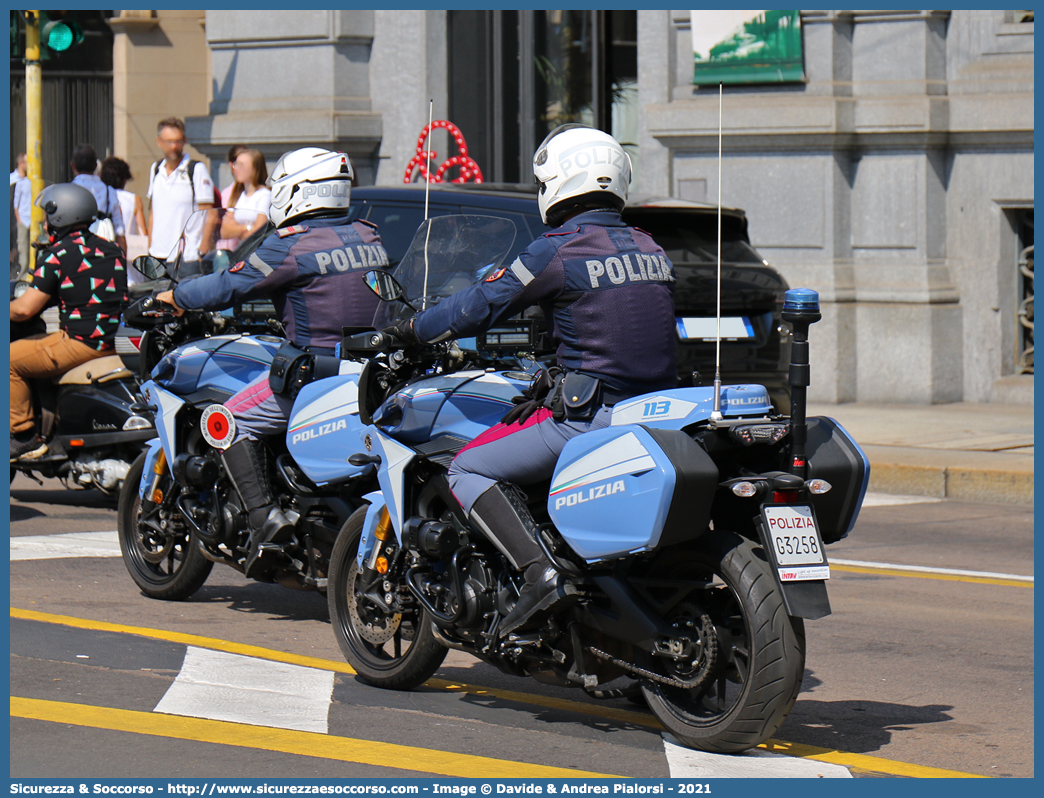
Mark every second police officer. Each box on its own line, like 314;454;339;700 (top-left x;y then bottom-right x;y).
156;148;388;577
386;124;678;636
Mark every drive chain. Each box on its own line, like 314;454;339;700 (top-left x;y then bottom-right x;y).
587;646;694;689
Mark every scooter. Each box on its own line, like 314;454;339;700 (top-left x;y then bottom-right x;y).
10;279;154;493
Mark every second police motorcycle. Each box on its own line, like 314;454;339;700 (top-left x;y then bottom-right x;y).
328;214;869;753
117;208;374;598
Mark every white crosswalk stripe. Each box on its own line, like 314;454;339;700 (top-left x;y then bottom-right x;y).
154;646;335;733
662;734;853;777
10;530;121;561
861;492;942;507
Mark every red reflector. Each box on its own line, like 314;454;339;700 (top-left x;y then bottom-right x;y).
773;490;799;504
130;337;142;350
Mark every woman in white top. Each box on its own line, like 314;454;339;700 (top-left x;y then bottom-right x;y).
101;156;150;263
220;149;270;245
217;145;248;251
100;157;148;236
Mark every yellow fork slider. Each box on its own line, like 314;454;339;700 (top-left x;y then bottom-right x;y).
373;507;392;541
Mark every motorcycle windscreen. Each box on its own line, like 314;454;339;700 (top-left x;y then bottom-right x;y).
287;374;367;485
549;425;718;561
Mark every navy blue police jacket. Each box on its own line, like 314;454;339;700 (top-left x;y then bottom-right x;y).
412;210;678;396
173;215;386;351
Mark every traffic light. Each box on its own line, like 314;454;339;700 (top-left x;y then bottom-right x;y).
41;12;83;53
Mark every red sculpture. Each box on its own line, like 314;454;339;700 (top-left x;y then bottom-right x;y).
404;120;484;184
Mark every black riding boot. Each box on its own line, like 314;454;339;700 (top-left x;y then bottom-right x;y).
468;482;577;636
221;438;294;577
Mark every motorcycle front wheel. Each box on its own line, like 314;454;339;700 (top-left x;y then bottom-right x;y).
118;452;213;600
640;531;806;753
328;507;447;689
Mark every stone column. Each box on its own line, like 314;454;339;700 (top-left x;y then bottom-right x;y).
186;10;383;186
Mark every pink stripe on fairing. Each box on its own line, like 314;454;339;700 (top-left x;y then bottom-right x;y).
225;378;274;414
455;408;553;457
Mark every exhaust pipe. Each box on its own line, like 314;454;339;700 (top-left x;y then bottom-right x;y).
781;288;821;477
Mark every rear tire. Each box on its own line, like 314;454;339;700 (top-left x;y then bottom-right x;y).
328;507;447;689
118;452;213;600
640;531;805;753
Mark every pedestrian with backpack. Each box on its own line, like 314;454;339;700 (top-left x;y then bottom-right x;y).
147;117;214;264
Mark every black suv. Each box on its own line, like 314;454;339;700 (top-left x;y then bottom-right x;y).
348;183;791;412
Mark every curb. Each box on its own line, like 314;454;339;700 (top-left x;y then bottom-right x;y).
868;462;1034;506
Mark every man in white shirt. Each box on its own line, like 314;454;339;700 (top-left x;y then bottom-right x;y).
147;117;214;261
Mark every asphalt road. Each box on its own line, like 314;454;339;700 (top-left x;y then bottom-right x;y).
7;474;1034;779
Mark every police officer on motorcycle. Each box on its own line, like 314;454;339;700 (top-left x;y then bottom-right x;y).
386;125;678;635
155;148;387;577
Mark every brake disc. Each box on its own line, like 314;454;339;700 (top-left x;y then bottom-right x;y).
347;562;402;645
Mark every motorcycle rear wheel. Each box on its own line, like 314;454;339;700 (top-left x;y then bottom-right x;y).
640;531;805;753
328;507;447;689
118;452;213;600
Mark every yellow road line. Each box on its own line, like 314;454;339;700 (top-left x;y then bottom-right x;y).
10;697;616;778
758;740;988;778
11;607;358;674
11;607;988;778
831;564;1033;588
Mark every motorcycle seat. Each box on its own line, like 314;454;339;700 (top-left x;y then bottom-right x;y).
56;355;133;386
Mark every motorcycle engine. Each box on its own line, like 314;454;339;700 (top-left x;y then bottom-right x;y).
69;457;131;492
455;556;497;631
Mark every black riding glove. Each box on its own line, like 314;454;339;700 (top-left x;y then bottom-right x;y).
500;367;560;426
382;317;420;346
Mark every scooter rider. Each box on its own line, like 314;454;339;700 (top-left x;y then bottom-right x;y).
155;148;387;577
386;125;678;635
10;184;127;461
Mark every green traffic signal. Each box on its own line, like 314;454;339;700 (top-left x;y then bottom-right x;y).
41;17;83;52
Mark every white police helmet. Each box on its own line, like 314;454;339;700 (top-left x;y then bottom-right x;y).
533;124;631;225
267;147;353;227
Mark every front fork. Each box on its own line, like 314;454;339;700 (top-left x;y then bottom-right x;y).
138;445;168;515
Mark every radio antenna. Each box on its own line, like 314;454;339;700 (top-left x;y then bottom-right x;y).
421;99;434;309
711;83;724;422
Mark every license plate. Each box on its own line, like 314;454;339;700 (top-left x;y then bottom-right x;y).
762;505;829;581
676;316;755;341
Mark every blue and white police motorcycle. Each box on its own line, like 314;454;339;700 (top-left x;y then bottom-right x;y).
116;209;371;599
328;215;869;753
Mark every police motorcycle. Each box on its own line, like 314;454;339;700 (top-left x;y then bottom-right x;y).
116;208;372;599
328;214;870;753
10;277;153;494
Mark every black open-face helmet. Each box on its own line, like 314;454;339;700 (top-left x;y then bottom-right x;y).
35;183;97;238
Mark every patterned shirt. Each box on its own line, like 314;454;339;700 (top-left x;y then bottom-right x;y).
32;228;128;351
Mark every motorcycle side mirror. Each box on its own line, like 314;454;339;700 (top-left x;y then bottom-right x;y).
133;255;168;282
364;270;404;302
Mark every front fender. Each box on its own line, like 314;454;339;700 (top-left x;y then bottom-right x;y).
356;491;387;569
137;437;166;499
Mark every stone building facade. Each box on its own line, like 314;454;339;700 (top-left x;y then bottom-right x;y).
637;10;1033;405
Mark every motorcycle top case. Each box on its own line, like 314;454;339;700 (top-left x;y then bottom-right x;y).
286;373;367;486
152;334;283;397
549;424;718;562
